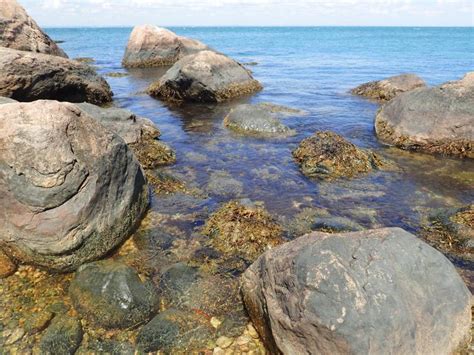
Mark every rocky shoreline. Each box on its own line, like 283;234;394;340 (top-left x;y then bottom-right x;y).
0;1;473;354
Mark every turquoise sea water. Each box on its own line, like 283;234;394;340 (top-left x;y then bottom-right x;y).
46;27;474;263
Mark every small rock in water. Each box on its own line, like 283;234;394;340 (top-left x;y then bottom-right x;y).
136;308;214;353
74;57;95;64
40;315;83;355
105;71;129;78
206;171;244;198
216;336;234;349
312;216;364;233
351;73;426;102
69;260;158;329
293;130;387;180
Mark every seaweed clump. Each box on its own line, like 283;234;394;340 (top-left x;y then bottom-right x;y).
293;131;387;180
202;200;284;261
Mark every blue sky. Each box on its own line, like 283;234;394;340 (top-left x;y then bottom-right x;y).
21;0;474;27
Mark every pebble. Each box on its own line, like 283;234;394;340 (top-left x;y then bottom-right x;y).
247;324;259;339
210;317;222;329
4;328;25;345
213;347;225;355
0;250;17;278
216;336;234;349
235;334;253;346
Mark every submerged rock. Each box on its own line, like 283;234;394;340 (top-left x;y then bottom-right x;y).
40;315;83;355
375;72;474;158
122;25;209;68
242;227;472;355
351;74;426;102
422;204;473;262
136;308;214;353
69;260;158;329
0;47;112;104
148;50;262;103
293;131;386;179
202;200;284;261
75;103;176;169
312;216;364;233
0;101;148;271
206;171;243;197
224;103;296;136
0;0;67;57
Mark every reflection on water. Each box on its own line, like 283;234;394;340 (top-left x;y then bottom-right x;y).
47;26;474;284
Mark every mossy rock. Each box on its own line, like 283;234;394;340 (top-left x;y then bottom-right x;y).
40;315;83;355
293;131;387;180
202;200;284;261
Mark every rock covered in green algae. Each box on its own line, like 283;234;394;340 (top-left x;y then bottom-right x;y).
40;315;83;355
224;103;297;137
293;131;386;180
375;72;474;158
148;50;262;103
202;200;285;261
136;308;214;353
69;260;158;329
351;73;426;102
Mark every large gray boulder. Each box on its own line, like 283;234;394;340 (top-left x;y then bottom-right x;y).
0;0;67;58
69;260;158;329
351;74;426;102
0;101;149;271
122;25;209;68
375;72;474;158
242;227;471;355
224;103;298;137
0;47;112;105
148;50;262;103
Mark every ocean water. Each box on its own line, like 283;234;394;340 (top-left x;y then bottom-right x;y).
46;27;473;263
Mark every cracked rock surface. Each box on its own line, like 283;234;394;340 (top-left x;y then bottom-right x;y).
0;47;112;104
241;227;472;355
0;101;149;271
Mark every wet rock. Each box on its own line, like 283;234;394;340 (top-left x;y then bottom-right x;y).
136;308;214;353
0;249;17;278
24;310;54;335
242;227;472;354
157;263;246;325
0;101;148;271
148;50;262;103
77;339;135;355
422;204;473;262
0;47;112;104
312;216;364;232
206;171;244;197
293;131;386;180
123;25;209;68
75;102;175;169
351;74;426;101
224;103;295;136
40;315;83;355
375;72;474;158
0;0;67;57
202;200;284;261
69;260;158;329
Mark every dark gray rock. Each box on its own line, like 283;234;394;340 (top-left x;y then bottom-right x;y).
242;227;472;355
40;315;83;355
148;50;262;103
0;101;149;271
122;25;209;68
351;74;426;101
136;309;214;353
0;0;68;57
375;72;474;158
224;103;297;136
76;339;135;355
0;47;112;104
69;260;158;329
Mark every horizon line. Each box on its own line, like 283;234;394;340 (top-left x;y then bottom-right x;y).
43;25;474;29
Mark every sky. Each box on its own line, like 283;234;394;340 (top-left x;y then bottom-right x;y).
20;0;474;27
